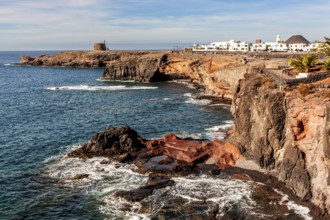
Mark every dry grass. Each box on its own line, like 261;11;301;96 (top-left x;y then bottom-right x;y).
297;83;315;96
261;77;277;89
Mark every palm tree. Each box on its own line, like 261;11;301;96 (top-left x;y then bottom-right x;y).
322;58;330;71
318;37;330;56
288;54;318;72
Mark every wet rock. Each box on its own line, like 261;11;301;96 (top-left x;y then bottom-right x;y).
114;177;175;202
68;173;89;180
68;125;146;163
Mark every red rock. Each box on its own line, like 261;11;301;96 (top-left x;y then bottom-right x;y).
212;140;242;169
145;134;214;164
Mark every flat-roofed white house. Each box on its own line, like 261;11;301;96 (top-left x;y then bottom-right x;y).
228;40;250;51
251;35;288;52
191;34;320;52
192;40;249;52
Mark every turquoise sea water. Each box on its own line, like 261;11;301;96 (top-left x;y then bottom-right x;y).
0;51;233;219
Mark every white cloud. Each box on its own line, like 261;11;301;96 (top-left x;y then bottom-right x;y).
0;0;329;50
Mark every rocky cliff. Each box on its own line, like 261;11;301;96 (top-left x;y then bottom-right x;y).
230;73;330;215
20;50;287;98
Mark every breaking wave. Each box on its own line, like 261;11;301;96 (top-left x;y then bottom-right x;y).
46;85;158;91
204;120;234;139
41;143;313;219
184;93;212;106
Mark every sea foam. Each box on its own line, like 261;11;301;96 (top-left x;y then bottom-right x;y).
184;93;212;105
204;120;234;139
46;85;158;91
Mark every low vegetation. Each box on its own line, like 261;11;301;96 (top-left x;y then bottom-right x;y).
288;54;318;73
322;58;330;71
261;77;277;89
318;37;330;56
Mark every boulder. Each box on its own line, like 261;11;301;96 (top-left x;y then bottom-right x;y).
68;125;146;163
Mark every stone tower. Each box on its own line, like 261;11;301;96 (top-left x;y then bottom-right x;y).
93;41;107;50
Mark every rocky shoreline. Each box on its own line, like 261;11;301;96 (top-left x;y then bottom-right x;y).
21;50;330;217
66;125;323;219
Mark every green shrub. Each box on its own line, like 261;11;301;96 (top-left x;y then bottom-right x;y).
318;37;330;56
288;54;318;72
322;58;330;71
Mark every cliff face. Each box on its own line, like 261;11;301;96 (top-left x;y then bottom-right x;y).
231;73;330;214
21;50;287;97
102;54;175;82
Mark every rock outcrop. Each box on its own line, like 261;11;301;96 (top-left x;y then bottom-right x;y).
102;54;174;82
20;50;288;98
68;125;242;172
68;125;146;162
67;125;322;219
230;73;330;215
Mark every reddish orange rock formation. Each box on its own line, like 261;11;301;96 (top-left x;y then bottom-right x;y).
212;140;242;169
145;134;214;164
145;134;241;169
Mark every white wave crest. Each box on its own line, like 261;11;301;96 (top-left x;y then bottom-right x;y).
173;131;203;140
96;78;136;83
275;190;312;220
185;98;212;106
204;120;234;139
46;85;158;91
3;63;12;66
184;93;212;106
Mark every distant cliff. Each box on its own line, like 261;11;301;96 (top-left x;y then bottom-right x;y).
20;50;287;98
230;73;330;215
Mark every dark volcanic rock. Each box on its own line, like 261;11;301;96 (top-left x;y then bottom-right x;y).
230;73;286;168
114;176;175;202
103;54;171;82
68;125;146;163
230;73;330;215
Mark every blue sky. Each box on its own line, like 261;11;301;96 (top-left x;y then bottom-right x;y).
0;0;329;50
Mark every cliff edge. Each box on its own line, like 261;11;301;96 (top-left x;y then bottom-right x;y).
20;51;287;98
230;73;330;215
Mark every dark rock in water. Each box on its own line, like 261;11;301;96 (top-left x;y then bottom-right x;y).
68;125;146;163
142;197;219;220
114;176;175;202
68;173;89;180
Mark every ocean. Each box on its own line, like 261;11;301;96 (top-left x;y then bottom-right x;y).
0;51;313;219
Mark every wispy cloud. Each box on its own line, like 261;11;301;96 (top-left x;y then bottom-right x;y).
0;0;329;50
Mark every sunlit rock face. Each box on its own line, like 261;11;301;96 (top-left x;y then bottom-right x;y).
230;73;330;214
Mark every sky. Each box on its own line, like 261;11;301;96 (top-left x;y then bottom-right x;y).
0;0;329;50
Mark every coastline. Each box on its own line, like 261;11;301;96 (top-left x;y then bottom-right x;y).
19;49;330;217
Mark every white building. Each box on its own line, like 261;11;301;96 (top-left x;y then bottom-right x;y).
192;40;249;52
251;35;288;52
285;35;311;52
191;34;320;52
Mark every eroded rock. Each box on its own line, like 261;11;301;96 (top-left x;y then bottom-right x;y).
230;73;330;214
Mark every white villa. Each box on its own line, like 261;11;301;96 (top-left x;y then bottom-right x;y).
192;34;320;52
251;35;288;52
193;40;249;52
